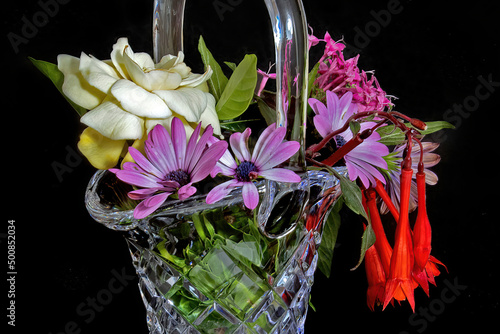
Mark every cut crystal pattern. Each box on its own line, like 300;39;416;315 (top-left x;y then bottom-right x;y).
86;169;346;333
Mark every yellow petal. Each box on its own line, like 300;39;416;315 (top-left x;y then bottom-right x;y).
57;54;106;109
77;127;126;169
120;132;147;167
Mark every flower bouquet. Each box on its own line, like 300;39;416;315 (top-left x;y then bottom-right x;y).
31;0;453;333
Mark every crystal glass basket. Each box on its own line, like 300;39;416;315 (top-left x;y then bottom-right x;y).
86;168;346;334
84;0;347;333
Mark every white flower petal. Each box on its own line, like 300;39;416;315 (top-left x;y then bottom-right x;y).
199;93;221;135
145;116;195;139
131;52;155;70
123;49;181;91
111;79;171;118
153;88;207;122
80;99;144;140
79;53;120;94
179;66;213;87
57;54;106;110
110;37;131;79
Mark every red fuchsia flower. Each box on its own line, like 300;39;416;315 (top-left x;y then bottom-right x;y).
206;123;301;210
383;165;416;312
309;90;389;188
364;188;393;276
413;168;432;271
365;242;387;311
110;118;228;219
381;141;441;215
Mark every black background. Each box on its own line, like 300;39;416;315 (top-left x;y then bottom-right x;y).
3;0;499;333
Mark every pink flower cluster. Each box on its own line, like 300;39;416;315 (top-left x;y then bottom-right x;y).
311;32;393;112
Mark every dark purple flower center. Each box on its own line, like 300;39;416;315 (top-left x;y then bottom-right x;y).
235;161;258;182
334;135;347;148
167;169;190;186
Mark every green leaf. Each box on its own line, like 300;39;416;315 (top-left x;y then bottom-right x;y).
216;54;258;120
309;294;317;312
29;57;87;117
377;120;455;146
351;223;376;271
224;61;237;72
349;121;361;137
421;120;455;134
329;167;367;220
308;61;320;97
318;197;343;278
198;36;229;101
256;96;277;126
198;36;228;101
220;119;259;133
192;213;207;241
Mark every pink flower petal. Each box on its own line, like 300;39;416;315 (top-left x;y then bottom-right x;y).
259;141;300;170
149;124;177;172
259;168;301;183
251;123;276;161
184;122;202;172
128;188;161;200
129;147;163;179
134;192;171;219
230;128;252;162
178;183;197;200
187;125;213;173
253;126;286;168
206;179;239;204
190;140;228;183
114;169;159;188
171;117;187;169
242;182;259;210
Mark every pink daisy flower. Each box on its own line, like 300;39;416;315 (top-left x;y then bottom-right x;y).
111;118;227;219
206;123;301;210
308;90;389;188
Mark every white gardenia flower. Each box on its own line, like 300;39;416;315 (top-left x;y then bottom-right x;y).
57;37;219;140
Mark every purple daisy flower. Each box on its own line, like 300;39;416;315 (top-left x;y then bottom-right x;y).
308;90;389;189
111;117;228;219
206;123;301;210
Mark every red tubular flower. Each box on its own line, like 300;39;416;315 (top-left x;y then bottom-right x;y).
365;242;386;311
383;166;416;312
413;169;432;271
374;180;399;222
365;188;393;276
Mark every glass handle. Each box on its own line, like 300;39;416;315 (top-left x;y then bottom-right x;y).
153;1;309;169
153;0;186;62
264;0;309;172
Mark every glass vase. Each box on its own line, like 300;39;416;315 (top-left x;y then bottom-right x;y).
85;168;346;334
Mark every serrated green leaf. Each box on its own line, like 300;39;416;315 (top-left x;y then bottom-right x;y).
318;197;343;278
351;223;376;271
198;36;228;102
29;57;87;117
216;54;258;120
